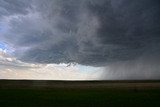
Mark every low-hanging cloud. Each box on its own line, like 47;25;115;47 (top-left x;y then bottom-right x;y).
0;0;160;79
0;49;102;80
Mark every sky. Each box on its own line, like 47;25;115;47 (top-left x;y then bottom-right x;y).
0;0;160;80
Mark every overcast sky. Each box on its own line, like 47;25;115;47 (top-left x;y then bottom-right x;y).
0;0;160;80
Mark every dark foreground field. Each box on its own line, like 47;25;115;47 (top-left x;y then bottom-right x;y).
0;80;160;107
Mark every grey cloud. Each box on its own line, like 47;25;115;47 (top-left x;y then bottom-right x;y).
21;37;79;64
0;0;32;17
0;0;160;67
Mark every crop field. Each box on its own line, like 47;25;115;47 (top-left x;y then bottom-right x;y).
0;80;160;107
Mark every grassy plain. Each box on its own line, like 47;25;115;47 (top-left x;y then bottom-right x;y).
0;80;160;107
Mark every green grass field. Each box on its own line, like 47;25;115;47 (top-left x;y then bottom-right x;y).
0;80;160;107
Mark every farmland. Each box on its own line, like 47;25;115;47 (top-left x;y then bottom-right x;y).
0;80;160;107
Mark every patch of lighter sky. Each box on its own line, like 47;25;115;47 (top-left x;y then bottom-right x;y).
0;64;104;80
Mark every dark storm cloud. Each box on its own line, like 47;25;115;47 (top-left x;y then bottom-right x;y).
1;0;160;67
